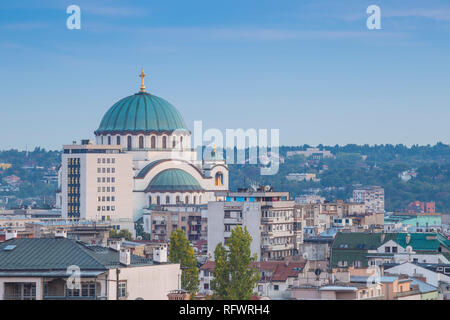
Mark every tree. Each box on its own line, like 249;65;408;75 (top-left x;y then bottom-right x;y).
168;229;199;297
211;226;260;300
210;243;228;299
109;229;133;241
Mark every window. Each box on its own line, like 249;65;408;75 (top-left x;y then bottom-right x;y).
157;196;160;205
204;283;209;290
274;285;279;291
385;247;391;253
118;282;127;299
215;172;224;186
151;136;156;148
108;136;111;145
117;136;121;145
392;246;398;253
127;136;132;151
166;196;170;204
139;136;144;149
185;196;189;204
162;136;167;149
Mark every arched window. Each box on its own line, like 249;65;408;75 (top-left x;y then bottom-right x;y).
101;136;104;144
180;136;183;149
166;196;170;204
127;136;132;151
162;136;167;149
176;196;180;204
108;136;111;145
199;196;202;204
117;136;121;145
215;172;224;186
149;197;152;206
156;196;160;205
139;136;144;149
151;136;156;149
185;196;189;204
172;139;176;148
193;196;197;204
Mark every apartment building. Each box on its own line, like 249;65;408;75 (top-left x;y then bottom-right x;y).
142;204;206;244
208;187;303;261
352;186;385;213
57;140;134;232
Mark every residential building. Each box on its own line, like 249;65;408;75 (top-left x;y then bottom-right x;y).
0;237;180;300
295;195;325;205
330;232;450;270
352;186;385;213
198;259;308;299
208;187;303;261
142;204;206;244
57;141;134;233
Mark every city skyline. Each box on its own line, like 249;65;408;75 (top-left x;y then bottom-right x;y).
1;0;450;150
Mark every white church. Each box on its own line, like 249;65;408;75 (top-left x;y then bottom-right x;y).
56;70;229;232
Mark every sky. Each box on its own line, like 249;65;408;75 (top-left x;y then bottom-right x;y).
0;0;449;150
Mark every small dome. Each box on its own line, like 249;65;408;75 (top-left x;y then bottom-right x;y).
146;169;204;192
95;92;188;135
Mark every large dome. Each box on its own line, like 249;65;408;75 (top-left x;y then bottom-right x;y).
145;169;204;192
95;92;188;135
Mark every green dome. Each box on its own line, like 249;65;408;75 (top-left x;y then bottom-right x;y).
146;169;204;192
95;92;188;135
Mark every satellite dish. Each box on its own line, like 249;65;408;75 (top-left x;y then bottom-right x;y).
302;252;309;260
314;268;322;276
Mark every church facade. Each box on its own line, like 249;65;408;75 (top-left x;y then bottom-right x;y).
56;70;229;232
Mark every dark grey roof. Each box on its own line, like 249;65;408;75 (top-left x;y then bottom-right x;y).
0;238;153;272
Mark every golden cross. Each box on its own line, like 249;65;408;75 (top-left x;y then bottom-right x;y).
139;68;146;92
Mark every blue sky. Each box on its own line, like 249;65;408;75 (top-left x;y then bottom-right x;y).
1;0;449;150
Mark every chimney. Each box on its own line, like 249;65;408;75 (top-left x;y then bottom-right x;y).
120;248;131;266
108;239;121;251
54;229;67;238
5;230;17;241
153;244;168;263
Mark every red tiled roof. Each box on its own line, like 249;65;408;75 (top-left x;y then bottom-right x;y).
199;260;306;282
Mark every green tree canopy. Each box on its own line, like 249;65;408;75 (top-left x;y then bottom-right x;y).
168;229;199;297
211;226;260;300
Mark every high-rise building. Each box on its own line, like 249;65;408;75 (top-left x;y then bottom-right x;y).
57;140;134;231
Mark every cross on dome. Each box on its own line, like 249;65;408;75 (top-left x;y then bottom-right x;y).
139;68;147;92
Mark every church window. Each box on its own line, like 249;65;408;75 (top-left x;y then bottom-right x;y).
162;136;167;149
127;136;132;150
215;172;224;186
139;136;144;149
151;136;156;149
193;196;197;204
108;136;111;145
156;196;160;205
176;196;180;203
149;197;152;206
185;196;189;204
180;136;183;148
117;136;121;145
166;196;170;204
